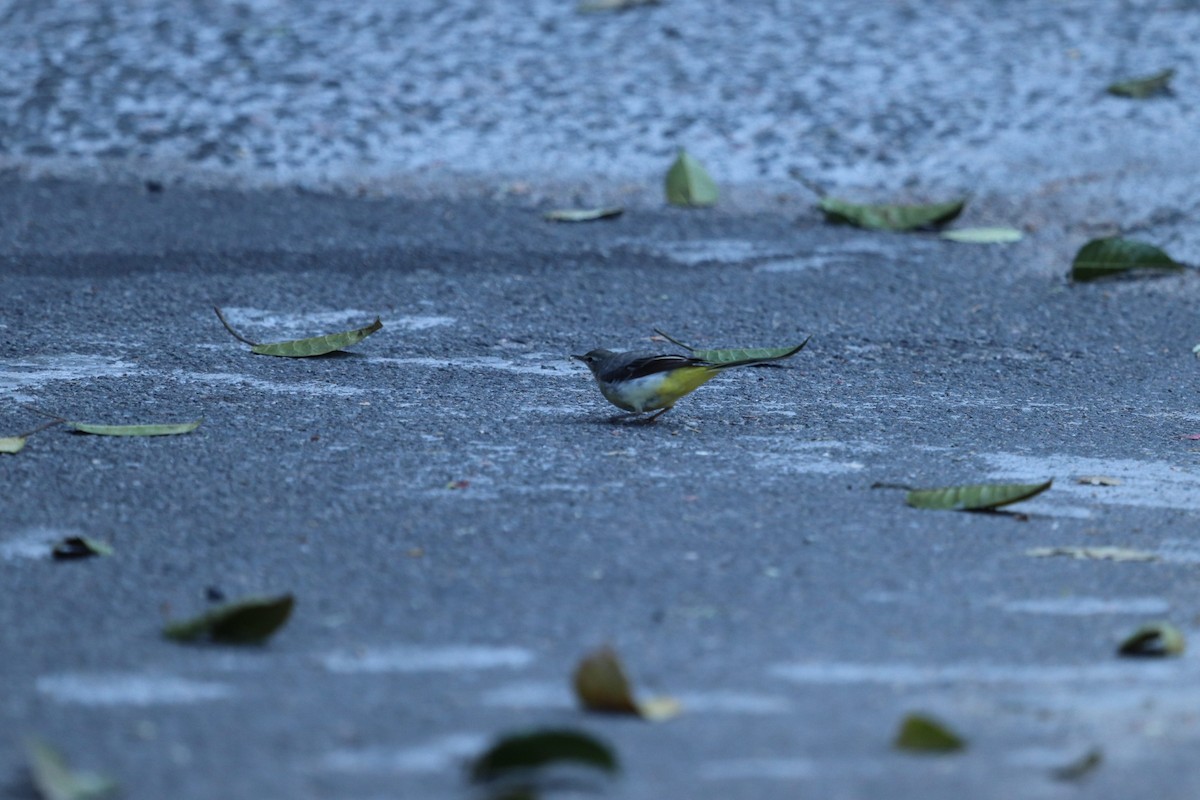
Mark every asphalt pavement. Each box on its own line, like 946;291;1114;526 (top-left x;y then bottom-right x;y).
3;2;1200;799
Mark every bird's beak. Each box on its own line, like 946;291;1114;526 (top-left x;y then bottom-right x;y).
570;354;586;361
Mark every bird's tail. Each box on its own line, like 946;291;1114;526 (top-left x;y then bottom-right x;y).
703;337;810;371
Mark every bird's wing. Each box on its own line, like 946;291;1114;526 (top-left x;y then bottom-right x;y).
604;353;705;382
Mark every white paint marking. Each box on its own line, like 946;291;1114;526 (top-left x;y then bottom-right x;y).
674;691;791;714
986;452;1200;511
1001;596;1170;616
481;681;572;709
770;660;1188;685
701;758;816;780
320;645;535;674
169;370;363;397
0;355;135;401
37;673;233;705
219;307;449;333
0;527;75;560
369;355;571;375
319;733;487;773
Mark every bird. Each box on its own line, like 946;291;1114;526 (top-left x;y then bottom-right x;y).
572;342;805;422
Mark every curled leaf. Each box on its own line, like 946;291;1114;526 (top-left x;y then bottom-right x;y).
214;306;383;357
1118;622;1185;657
940;226;1023;244
665;149;718;207
68;420;201;437
905;479;1052;511
654;329;809;364
544;207;624;222
1070;237;1183;282
1;436;27;454
470;729;618;783
1108;68;1174;98
25;737;117;800
164;594;294;644
573;646;680;721
894;714;965;753
819;197;965;231
52;537;113;560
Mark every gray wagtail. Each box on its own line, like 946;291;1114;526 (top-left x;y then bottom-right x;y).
572;342;806;422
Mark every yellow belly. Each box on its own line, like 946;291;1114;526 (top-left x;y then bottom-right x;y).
598;366;717;412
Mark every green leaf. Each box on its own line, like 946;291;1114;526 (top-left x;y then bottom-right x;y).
665;149;718;207
1108;68;1174;98
252;318;383;357
25;738;117;800
940;226;1024;244
471;729;618;783
906;479;1053;511
1;436;27;454
68;420;201;437
654;329;809;364
578;0;661;13
1118;621;1185;657
894;714;966;753
1051;748;1103;781
214;307;383;357
1070;237;1184;282
544;207;624;222
52;537;114;560
573;646;681;721
819;197;965;231
164;594;294;644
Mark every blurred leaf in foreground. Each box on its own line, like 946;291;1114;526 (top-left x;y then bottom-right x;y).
544;207;624;222
906;479;1052;511
214;307;382;357
470;728;618;783
1052;748;1103;781
52;537;114;560
573;646;680;721
1070;237;1183;282
164;594;294;644
1107;68;1174;98
665;149;718;207
1118;621;1185;657
654;329;809;365
25;738;117;800
819;197;965;231
894;714;965;753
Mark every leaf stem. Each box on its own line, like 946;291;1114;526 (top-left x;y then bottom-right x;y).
213;306;261;346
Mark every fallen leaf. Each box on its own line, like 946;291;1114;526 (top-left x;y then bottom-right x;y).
1076;475;1121;486
573;646;681;721
470;728;618;783
1118;621;1185;657
52;537;114;560
665;149;718;207
25;737;117;800
68;420;201;437
164;594;294;644
447;480;470;490
819;197;965;231
544;207;624;222
1026;546;1157;562
653;329;810;364
905;479;1052;511
1107;68;1174;98
1070;237;1184;282
1182;434;1200;440
1051;748;1103;781
0;436;27;454
894;714;965;753
214;306;382;357
939;226;1024;244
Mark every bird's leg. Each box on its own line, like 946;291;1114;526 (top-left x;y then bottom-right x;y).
640;407;674;424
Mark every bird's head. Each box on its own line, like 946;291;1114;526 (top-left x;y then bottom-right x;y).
571;348;615;375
